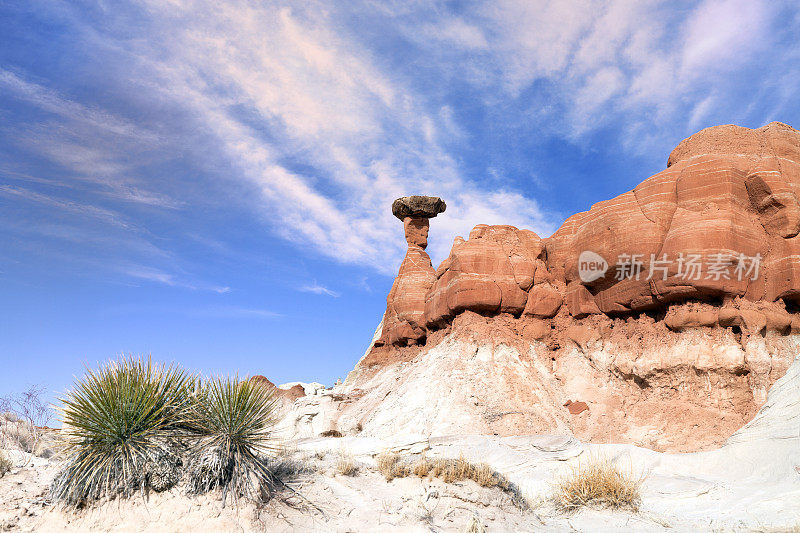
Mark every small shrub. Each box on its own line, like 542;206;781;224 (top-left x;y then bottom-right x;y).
0;450;12;477
0;385;53;461
552;456;644;513
186;376;280;506
335;451;358;476
269;456;314;482
50;356;192;506
377;451;409;481
464;515;486;533
319;429;342;438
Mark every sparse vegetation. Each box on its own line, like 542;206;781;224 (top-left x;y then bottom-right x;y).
335;450;358;476
378;452;507;488
1;385;53;461
320;429;343;438
47;356;287;508
552;456;645;513
464;514;486;533
185;376;280;506
376;451;527;508
0;450;11;477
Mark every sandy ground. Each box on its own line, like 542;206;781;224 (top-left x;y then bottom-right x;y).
3;351;800;531
0;443;674;533
2;423;800;532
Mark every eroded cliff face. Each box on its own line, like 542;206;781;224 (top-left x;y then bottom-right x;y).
369;122;800;359
336;122;800;451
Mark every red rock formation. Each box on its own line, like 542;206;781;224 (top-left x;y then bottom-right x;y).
250;375;306;403
425;225;545;328
371;122;800;350
375;196;446;347
345;123;800;452
548;122;800;318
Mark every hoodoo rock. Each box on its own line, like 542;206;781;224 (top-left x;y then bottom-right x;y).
293;122;800;454
373;196;447;351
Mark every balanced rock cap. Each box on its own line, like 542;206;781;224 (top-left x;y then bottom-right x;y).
392;196;447;220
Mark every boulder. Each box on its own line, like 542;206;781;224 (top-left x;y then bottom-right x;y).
392;196;446;220
523;283;563;318
425;225;544;327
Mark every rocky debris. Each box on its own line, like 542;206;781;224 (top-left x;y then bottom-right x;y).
391;196;446;220
563;400;589;415
340;311;799;452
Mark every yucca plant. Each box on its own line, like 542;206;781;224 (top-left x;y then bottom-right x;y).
51;356;193;506
186;376;280;506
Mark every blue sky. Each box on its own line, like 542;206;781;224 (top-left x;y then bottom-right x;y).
2;0;799;405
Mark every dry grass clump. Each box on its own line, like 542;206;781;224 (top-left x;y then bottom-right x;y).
335;450;358;476
376;452;525;507
0;450;11;478
376;451;409;481
464;515;486;533
383;453;507;489
319;429;343;438
552;456;645;513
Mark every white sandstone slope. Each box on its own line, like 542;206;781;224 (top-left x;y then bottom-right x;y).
284;354;800;530
277;313;799;452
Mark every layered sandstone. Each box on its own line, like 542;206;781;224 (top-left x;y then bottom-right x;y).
368;122;800;356
375;196;446;347
349;122;800;451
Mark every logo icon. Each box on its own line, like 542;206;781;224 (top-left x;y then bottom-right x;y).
578;251;608;283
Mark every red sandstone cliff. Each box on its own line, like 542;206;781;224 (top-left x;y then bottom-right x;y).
316;122;800;452
368;122;800;361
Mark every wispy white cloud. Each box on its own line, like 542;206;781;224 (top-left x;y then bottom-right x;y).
299;283;340;297
104;303;281;319
0;184;133;229
118;0;559;272
0;68;157;141
123;265;230;293
0;69;178;209
2;0;797;284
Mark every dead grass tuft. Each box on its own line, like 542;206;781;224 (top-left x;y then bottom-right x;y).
335;450;359;476
376;452;526;508
376;451;408;481
0;450;11;478
464;514;486;533
552;456;645;513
